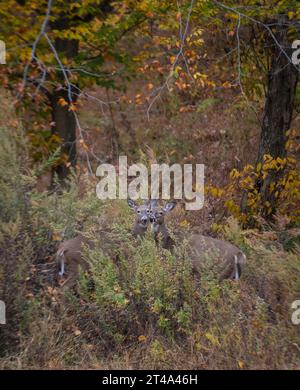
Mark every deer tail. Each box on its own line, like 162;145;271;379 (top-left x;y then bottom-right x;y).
57;248;65;276
234;252;247;280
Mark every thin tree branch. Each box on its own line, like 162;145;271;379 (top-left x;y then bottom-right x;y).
21;0;53;93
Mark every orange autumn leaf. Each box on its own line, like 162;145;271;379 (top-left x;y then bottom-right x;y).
69;103;77;112
58;98;68;107
79;139;89;150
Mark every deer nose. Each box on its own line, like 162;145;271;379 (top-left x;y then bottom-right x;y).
141;215;148;224
150;216;156;223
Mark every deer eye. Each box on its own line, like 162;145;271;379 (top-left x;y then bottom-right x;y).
147;209;150;213
159;211;163;216
137;210;141;214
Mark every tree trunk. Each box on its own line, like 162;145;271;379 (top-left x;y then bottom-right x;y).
257;20;298;165
46;3;114;181
241;16;298;218
256;18;298;215
50;37;79;181
51;87;78;181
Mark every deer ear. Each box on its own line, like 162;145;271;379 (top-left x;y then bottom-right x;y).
163;201;176;213
128;199;137;209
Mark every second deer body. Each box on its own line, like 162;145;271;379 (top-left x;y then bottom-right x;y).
149;201;246;280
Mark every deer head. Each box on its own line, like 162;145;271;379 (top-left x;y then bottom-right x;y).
149;200;176;230
127;199;152;237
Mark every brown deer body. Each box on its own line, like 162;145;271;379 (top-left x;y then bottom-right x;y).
56;234;91;288
150;201;246;280
56;199;151;288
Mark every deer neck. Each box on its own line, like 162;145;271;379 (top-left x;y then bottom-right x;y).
153;223;174;249
132;220;147;237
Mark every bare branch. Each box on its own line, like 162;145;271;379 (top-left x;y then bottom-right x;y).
21;0;53;93
213;0;299;72
147;0;195;119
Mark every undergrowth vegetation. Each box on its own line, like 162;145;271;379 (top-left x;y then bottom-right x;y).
0;102;299;369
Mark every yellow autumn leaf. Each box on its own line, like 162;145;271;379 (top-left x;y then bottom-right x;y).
287;157;296;164
222;81;232;89
138;335;146;342
263;154;272;163
52;233;61;241
256;162;262;172
205;332;220;346
79;139;89;150
230;168;240;179
179;219;190;227
229;13;239;20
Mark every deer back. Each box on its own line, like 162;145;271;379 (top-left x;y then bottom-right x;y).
189;234;246;280
57;234;91;269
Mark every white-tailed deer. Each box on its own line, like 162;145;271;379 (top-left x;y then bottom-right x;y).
149;200;246;281
56;199;151;288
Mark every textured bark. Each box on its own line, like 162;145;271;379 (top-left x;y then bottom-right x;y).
256;18;298;214
51;87;78;181
47;1;114;180
257;23;298;164
241;17;298;218
46;16;80;179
